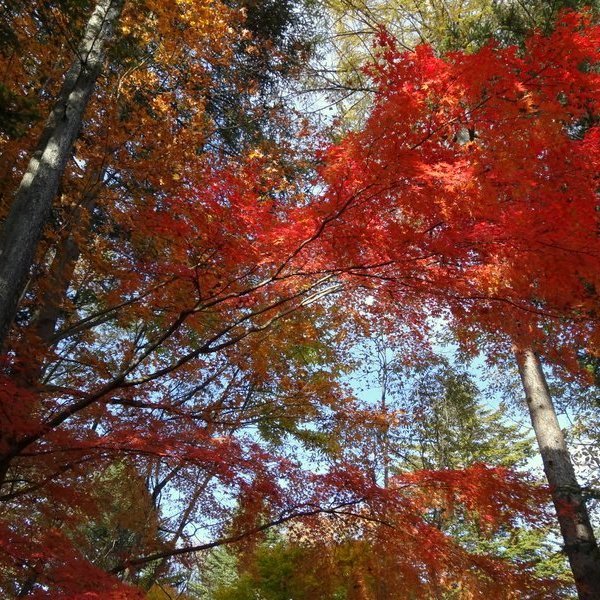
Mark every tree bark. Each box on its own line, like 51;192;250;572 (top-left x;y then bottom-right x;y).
31;170;103;348
515;346;600;600
0;0;123;349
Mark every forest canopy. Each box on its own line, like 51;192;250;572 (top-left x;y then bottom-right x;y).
0;1;599;598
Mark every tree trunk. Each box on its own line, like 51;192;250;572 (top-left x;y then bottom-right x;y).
31;170;103;348
0;0;123;349
515;346;600;600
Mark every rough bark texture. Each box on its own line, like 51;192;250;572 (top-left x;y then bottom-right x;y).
0;0;124;349
515;347;600;600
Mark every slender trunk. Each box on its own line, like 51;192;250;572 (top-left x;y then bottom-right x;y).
514;346;600;600
0;175;104;483
0;0;123;348
142;471;215;589
32;232;81;344
32;175;101;347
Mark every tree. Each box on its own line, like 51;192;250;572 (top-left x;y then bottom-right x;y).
337;340;575;593
320;11;600;596
0;0;124;347
1;3;596;597
322;0;600;106
0;1;341;594
203;472;556;599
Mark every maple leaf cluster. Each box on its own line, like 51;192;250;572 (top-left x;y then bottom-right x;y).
320;10;600;367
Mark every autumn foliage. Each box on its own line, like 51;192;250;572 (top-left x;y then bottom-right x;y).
320;10;600;365
0;3;598;598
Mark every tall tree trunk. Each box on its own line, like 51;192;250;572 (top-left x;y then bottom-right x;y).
142;471;215;589
0;0;123;349
515;346;600;600
31;169;104;348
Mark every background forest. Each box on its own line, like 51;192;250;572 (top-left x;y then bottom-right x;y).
0;0;600;598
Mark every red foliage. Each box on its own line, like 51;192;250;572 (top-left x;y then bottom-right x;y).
2;8;597;598
321;10;600;365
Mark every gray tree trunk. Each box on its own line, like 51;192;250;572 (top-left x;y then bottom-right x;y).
0;0;124;349
515;347;600;600
31;172;103;348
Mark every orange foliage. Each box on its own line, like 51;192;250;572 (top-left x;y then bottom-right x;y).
2;5;596;598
